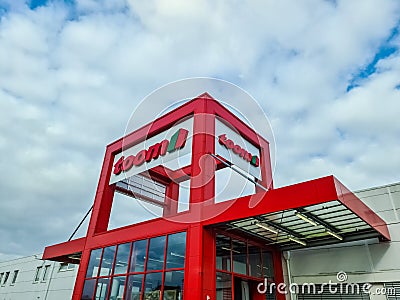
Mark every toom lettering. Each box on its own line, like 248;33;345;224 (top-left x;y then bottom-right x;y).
113;128;189;175
218;134;260;167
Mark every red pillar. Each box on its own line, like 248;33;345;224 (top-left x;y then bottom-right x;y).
184;100;217;299
163;181;179;217
184;224;203;298
184;225;216;300
71;147;115;300
201;228;216;299
190;110;216;208
273;249;286;300
71;248;91;300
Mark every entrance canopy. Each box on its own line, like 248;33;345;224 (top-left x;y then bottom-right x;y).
43;175;391;262
206;175;390;250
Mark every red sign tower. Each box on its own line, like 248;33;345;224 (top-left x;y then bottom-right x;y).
43;93;390;300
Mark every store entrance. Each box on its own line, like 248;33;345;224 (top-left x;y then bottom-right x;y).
234;277;250;300
234;277;265;300
216;233;277;300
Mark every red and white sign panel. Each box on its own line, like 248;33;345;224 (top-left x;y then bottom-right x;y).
215;118;262;180
109;117;193;184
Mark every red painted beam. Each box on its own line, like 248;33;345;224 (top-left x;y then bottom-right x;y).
201;176;339;226
42;237;86;261
334;177;391;241
85;218;190;249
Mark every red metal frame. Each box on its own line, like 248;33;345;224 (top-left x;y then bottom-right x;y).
42;93;389;300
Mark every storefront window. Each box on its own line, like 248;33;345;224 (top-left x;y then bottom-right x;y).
248;245;262;278
166;232;186;269
95;277;110;300
86;248;103;278
109;276;125;300
99;246;116;277
81;279;96;300
125;274;143;300
232;239;247;275
147;236;166;271
144;272;163;299
216;235;231;272
130;239;147;273
262;251;274;279
114;243;131;275
163;270;184;300
216;272;232;300
83;232;186;300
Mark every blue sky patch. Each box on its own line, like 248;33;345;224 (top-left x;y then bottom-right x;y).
29;0;74;10
347;24;399;92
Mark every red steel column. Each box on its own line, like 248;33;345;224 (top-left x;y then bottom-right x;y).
184;225;216;300
71;248;91;300
201;228;216;299
163;181;179;217
72;146;116;300
184;224;203;298
258;138;274;191
185;97;217;299
189;110;216;208
273;250;286;300
87;146;116;236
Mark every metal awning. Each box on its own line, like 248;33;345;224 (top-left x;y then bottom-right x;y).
43;175;391;262
205;175;390;250
213;200;384;250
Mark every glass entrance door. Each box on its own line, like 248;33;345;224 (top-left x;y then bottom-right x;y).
215;234;277;300
234;277;250;300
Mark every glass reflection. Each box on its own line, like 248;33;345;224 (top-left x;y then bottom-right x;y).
81;279;96;300
109;276;126;300
216;235;231;271
99;246;116;277
146;236;166;271
262;251;274;279
114;243;131;274
248;245;262;278
84;233;186;300
144;272;163;300
130;239;147;273
163;271;184;300
86;248;102;278
95;277;110;300
232;239;247;275
166;232;186;269
125;274;143;300
216;272;232;300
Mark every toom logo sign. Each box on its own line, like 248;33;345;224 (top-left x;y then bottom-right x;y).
109;117;194;185
113;129;188;175
218;134;260;167
215;118;261;180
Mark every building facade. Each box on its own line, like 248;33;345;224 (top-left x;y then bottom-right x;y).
0;255;77;300
1;182;399;299
289;182;400;300
29;93;399;300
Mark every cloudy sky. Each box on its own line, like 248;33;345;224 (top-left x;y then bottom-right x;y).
1;0;400;261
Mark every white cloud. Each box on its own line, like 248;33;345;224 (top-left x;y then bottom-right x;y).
0;0;400;259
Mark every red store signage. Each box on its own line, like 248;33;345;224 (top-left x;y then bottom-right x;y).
113;128;189;175
218;134;260;167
